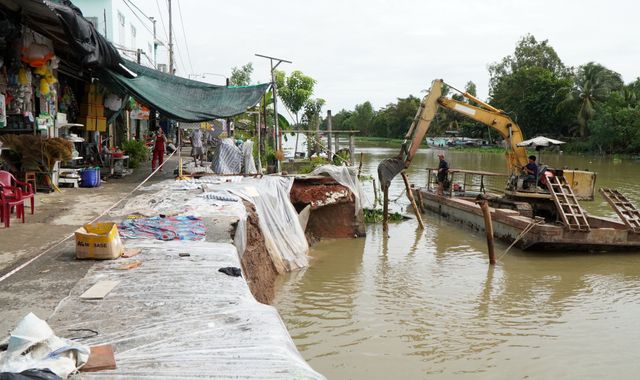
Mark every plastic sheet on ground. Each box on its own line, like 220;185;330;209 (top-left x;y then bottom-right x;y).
47;240;323;379
212;138;242;174
113;176;308;272
181;161;214;174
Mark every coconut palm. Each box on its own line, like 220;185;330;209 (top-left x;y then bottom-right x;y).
560;62;623;137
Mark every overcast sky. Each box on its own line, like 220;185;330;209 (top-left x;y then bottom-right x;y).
138;0;639;117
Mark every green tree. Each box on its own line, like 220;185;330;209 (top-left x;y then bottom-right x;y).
559;62;624;137
489;34;568;90
489;35;573;137
349;101;376;136
588;90;640;154
372;96;420;138
326;109;354;131
275;70;316;127
229;62;253;86
302;98;326;128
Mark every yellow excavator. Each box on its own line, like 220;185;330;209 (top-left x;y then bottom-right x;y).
378;79;597;226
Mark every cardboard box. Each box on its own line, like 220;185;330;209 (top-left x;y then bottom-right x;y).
79;103;105;117
75;222;124;260
96;116;107;132
78;116;97;131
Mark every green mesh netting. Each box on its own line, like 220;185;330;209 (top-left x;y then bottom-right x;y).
100;60;269;122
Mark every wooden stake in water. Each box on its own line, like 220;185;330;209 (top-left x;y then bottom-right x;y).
382;185;389;232
401;171;425;230
477;198;496;265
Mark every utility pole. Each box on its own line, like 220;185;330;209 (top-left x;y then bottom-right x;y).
136;49;142;139
168;0;174;75
255;53;291;173
150;17;157;68
103;9;107;37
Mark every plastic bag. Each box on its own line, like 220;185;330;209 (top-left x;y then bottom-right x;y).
0;313;89;379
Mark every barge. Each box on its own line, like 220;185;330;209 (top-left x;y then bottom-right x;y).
415;169;640;251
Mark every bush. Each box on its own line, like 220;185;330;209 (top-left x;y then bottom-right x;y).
122;140;149;168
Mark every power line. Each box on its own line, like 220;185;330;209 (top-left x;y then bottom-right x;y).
154;0;170;42
124;0;152;21
121;0;155;38
175;0;194;73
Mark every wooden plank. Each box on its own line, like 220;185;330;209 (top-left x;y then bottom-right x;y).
80;280;120;299
81;344;117;372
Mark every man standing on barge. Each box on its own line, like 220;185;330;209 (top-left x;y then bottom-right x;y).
437;153;449;196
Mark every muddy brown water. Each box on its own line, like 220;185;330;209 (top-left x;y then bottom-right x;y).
274;147;640;379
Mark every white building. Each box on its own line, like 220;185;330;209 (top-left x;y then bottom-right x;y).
74;0;168;70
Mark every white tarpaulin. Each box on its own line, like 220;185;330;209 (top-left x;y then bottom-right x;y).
47;241;324;379
311;165;365;216
225;176;309;273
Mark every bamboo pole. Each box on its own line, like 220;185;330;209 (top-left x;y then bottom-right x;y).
401;171;425;229
357;152;363;178
477;199;496;265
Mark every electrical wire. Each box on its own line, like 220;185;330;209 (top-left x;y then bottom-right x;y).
154;0;170;42
176;0;194;74
122;0;155;38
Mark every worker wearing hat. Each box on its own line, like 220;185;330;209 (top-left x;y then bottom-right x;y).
437;153;449;195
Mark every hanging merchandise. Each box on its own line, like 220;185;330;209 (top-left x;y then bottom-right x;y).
130;99;150;120
104;93;122;111
20;27;54;68
58;83;78;120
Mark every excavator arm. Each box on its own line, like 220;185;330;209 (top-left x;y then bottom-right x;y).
377;78;597;202
378;79;531;191
436;97;528;175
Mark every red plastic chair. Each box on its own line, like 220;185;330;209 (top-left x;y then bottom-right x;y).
0;170;35;215
0;185;25;228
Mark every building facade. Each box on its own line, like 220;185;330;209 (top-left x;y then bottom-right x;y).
74;0;165;70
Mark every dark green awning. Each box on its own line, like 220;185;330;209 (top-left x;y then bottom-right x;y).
100;60;269;122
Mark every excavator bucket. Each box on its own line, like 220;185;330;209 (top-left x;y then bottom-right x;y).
378;157;406;190
377;80;443;191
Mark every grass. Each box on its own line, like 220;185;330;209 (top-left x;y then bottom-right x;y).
355;136;405;146
363;208;404;223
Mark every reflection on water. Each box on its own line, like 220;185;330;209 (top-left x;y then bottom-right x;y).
274;148;640;379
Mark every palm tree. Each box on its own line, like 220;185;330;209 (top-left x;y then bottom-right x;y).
560;62;623;137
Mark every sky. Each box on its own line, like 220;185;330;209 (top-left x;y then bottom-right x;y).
135;0;639;117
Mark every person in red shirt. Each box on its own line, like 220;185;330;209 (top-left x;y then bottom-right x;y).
152;128;166;172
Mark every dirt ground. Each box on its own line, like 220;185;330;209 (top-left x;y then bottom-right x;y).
240;200;278;304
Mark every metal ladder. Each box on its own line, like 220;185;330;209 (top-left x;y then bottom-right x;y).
546;176;591;231
599;188;640;233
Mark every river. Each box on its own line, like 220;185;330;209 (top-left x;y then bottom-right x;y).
274;146;640;379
